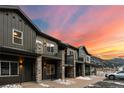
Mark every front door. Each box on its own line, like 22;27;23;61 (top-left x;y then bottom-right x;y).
43;62;56;80
23;58;35;82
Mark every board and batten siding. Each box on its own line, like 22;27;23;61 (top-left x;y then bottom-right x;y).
0;9;36;52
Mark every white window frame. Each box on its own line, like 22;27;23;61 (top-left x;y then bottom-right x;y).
46;42;55;53
86;56;91;63
0;60;19;77
12;28;23;46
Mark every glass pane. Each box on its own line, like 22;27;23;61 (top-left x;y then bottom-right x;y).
11;63;18;75
47;46;50;52
14;31;22;38
51;47;54;53
14;38;22;44
1;62;9;75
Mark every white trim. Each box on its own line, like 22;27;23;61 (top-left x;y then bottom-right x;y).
9;62;11;76
0;75;19;77
12;28;23;46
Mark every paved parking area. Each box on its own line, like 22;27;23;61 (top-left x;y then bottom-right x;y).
21;76;104;88
85;79;124;88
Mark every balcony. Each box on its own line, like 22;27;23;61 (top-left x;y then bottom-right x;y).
35;43;61;59
43;48;61;58
65;55;74;66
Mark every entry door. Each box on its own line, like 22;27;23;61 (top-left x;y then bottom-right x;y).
43;63;56;80
24;61;32;82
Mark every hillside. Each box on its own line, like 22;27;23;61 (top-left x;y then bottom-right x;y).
103;58;124;67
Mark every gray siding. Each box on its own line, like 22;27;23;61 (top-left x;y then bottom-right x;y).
36;35;58;55
0;9;36;52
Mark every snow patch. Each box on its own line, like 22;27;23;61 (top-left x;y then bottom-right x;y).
76;76;92;80
88;84;94;87
1;84;22;88
39;83;50;87
114;82;124;86
54;79;75;85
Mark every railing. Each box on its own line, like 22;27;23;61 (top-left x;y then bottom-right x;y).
35;45;61;58
65;55;74;65
76;57;84;63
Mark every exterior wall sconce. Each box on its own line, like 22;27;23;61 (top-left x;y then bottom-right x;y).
19;58;24;68
19;56;24;85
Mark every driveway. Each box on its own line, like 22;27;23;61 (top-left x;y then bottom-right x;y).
21;76;104;88
85;79;124;88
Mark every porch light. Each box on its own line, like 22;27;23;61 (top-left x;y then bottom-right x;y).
19;57;24;68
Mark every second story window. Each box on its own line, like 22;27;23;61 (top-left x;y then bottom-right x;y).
86;56;90;62
70;51;73;55
12;29;23;45
46;43;55;53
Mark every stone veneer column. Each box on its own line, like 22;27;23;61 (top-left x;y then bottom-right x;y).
89;65;92;76
36;56;42;83
61;50;65;81
82;63;85;77
73;54;76;78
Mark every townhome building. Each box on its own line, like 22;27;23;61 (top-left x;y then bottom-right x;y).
64;44;77;78
77;46;96;76
0;6;38;85
0;5;97;85
35;33;66;82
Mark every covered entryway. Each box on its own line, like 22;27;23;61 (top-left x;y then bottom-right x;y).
23;58;36;82
65;66;74;78
85;64;91;76
42;57;61;80
76;63;82;76
0;47;37;85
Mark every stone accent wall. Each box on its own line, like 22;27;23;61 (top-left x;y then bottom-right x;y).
82;63;85;76
61;50;65;81
36;56;42;83
73;53;76;78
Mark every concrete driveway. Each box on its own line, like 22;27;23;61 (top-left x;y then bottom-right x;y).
21;76;104;88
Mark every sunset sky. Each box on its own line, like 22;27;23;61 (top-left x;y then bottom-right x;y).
20;5;124;59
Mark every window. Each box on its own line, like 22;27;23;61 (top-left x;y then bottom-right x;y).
46;43;55;53
11;63;18;75
1;62;9;75
0;61;19;76
86;56;90;63
12;29;23;45
70;51;73;55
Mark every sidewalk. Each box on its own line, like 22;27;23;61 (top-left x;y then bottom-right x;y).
21;76;105;88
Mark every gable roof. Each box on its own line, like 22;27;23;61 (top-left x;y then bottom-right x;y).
0;5;60;42
78;46;91;56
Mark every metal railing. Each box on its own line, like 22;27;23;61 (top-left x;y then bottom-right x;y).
36;46;62;58
65;55;74;65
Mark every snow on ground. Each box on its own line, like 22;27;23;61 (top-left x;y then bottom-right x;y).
1;84;22;88
39;83;50;87
76;76;92;80
88;84;95;87
114;82;124;86
54;79;75;85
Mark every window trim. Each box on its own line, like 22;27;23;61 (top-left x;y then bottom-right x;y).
12;28;23;46
46;43;55;53
0;60;19;77
86;56;90;63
